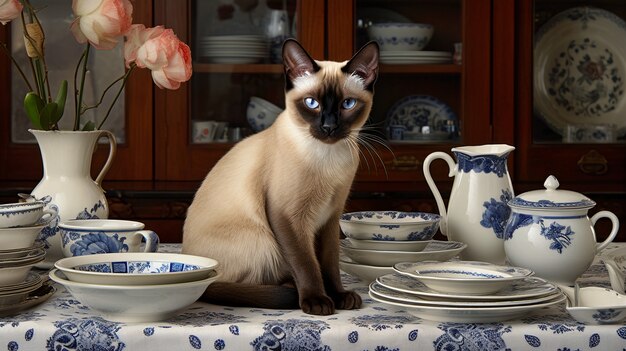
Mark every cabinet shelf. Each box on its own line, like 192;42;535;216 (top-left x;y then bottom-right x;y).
192;63;462;74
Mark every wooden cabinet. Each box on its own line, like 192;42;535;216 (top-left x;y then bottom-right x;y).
1;0;623;242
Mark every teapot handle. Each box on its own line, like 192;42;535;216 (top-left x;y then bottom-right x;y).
592;210;620;252
423;152;457;236
94;130;117;186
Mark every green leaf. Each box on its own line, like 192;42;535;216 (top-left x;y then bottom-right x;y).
39;102;58;130
51;80;68;125
81;121;96;131
23;92;44;130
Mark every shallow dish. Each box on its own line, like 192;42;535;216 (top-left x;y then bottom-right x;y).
368;23;434;51
339;257;393;283
0;201;46;228
54;252;219;285
341;240;464;267
564;286;626;325
346;238;430;252
49;269;220;323
340;211;440;241
393;261;534;295
0;224;47;251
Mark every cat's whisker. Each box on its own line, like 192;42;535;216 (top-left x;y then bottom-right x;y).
355;135;389;179
348;135;371;172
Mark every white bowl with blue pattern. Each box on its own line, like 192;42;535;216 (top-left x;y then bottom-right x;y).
49;268;220;323
565;286;626;325
368;23;434;51
340;211;440;241
394;261;534;295
54;252;219;285
0;201;50;229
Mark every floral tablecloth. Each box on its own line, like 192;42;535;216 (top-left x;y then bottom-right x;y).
1;243;626;351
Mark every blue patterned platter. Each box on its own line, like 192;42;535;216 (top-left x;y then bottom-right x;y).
386;95;458;142
377;273;558;301
534;7;626;139
54;252;219;286
369;284;566;323
393;261;534;295
370;280;561;307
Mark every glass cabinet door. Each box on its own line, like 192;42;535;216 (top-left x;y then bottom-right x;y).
155;0;324;180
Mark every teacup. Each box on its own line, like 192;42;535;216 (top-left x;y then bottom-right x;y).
59;219;160;257
0;200;56;228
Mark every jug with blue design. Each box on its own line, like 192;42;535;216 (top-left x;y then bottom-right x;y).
504;175;619;285
423;144;515;264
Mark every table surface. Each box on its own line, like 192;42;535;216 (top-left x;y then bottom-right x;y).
1;243;626;351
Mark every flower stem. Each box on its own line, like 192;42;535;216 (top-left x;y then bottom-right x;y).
97;64;136;130
74;45;91;131
0;42;33;91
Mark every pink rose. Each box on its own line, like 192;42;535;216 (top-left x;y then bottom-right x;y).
70;0;133;50
0;0;22;25
134;29;192;90
123;24;164;67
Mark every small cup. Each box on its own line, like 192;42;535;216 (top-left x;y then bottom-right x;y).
192;121;218;143
59;219;160;257
0;201;56;228
389;125;407;140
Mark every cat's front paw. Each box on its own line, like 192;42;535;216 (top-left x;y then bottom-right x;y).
332;290;362;310
300;295;335;315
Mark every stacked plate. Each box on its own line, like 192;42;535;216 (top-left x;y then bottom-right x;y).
338;211;466;282
50;252;220;322
197;35;268;64
369;261;566;322
380;50;452;64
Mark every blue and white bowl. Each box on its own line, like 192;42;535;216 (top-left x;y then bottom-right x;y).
0;201;51;229
340;211;440;241
54;252;219;285
368;23;434;51
49;268;220;323
247;96;282;132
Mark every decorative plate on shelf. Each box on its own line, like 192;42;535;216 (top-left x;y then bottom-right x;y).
386;95;457;141
534;7;626;139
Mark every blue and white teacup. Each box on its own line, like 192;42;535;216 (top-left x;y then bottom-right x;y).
59;219;159;257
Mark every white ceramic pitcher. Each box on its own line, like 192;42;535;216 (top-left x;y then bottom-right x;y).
423;144;515;264
30;129;116;267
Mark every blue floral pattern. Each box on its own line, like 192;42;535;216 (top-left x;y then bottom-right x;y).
540;220;575;254
454;152;511;177
66;232;129;256
1;243;625;350
480;189;513;239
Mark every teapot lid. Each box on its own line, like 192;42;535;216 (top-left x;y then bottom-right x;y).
508;175;596;210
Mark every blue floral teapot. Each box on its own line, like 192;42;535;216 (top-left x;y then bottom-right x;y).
423;144;515;264
504;175;619;285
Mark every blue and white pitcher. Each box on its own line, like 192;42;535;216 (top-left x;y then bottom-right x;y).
423;144;515;264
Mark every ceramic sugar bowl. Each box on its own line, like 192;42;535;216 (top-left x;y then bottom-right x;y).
504;175;619;286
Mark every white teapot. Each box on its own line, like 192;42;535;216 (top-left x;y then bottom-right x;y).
504;175;619;285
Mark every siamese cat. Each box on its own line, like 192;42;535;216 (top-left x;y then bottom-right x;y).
182;39;379;315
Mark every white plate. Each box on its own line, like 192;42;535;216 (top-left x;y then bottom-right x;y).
377;273;558;301
380;51;452;58
369;289;566;323
339;258;394;283
393;261;534;295
370;280;562;307
204;57;263;64
381;58;452;65
201;35;266;42
386;95;457;135
534;7;626;138
341;240;465;267
0;284;55;317
346;238;430;251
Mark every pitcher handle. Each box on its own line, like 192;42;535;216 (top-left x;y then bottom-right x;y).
94;130;117;186
592;210;619;252
422;151;457;236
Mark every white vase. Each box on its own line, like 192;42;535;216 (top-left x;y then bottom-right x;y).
29;129;117;267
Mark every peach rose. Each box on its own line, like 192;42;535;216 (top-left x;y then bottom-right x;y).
123;24;164;68
0;0;22;25
134;28;192;90
70;0;133;50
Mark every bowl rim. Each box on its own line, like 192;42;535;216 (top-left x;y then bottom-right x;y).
393;261;534;282
340;211;440;225
49;268;220;290
54;252;219;274
0;201;44;213
369;22;434;29
58;219;144;231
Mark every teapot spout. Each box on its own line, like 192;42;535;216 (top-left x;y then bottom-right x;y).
603;258;626;294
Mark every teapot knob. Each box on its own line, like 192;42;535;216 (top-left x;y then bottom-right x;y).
543;175;560;191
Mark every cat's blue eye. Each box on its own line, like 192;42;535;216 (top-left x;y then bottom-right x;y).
304;97;319;109
342;98;357;110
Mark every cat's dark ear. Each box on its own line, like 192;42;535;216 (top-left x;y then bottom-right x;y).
282;39;320;91
342;41;379;91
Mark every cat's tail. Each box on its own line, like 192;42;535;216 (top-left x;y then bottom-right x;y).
200;282;300;309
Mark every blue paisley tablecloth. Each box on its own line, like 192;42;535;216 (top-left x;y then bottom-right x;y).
1;243;626;351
